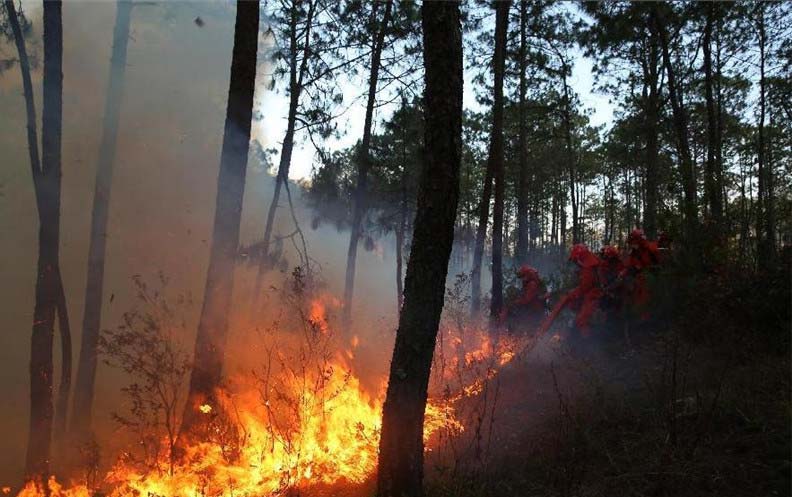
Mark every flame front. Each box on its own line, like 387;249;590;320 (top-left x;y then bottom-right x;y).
99;366;456;497
9;295;518;497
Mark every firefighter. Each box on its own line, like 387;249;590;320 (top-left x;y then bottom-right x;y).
598;245;624;320
503;264;546;331
566;244;603;335
621;228;660;320
599;245;623;288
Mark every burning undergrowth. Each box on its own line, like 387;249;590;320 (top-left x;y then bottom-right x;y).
12;268;523;497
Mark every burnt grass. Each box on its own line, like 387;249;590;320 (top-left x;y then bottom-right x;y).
425;264;791;497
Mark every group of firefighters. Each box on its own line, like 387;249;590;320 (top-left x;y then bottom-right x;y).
503;229;666;341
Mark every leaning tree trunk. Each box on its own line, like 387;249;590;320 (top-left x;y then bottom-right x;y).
180;0;259;438
24;0;65;480
489;0;509;319
515;0;529;264
376;2;463;495
343;0;393;324
71;0;132;440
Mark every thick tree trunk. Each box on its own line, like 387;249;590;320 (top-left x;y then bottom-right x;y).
25;0;65;480
376;3;462;495
515;0;529;263
180;0;259;437
702;3;723;228
653;6;698;253
343;0;393;324
71;0;132;439
489;0;509;319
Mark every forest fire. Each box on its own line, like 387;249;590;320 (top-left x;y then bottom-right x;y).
8;290;513;497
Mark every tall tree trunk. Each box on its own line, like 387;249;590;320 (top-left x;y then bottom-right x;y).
714;9;725;224
343;0;394;324
702;3;723;228
515;0;529;263
653;6;698;253
561;68;578;245
180;0;259;437
24;0;65;480
643;18;660;238
257;0;315;290
4;0;42;212
376;2;462;494
755;4;774;266
71;0;132;440
470;160;493;315
489;0;509;319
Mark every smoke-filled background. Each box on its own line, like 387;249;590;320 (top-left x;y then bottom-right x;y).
0;1;424;481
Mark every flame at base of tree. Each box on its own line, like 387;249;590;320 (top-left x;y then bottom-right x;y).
16;368;462;497
104;378;457;497
10;281;520;497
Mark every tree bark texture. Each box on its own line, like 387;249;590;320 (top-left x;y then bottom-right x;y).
376;2;463;495
180;0;259;437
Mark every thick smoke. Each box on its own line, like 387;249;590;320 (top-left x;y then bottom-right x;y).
0;1;417;482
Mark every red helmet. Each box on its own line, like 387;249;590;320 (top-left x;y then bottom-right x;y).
517;265;539;281
600;245;620;260
569;244;599;267
627;228;646;244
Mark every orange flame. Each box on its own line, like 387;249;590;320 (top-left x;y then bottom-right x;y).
9;295;523;497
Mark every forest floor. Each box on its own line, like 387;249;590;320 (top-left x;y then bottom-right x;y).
425;266;791;497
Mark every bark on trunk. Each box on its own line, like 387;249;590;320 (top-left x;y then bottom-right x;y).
643;17;660;239
71;0;132;439
376;3;462;495
180;0;259;437
489;0;509;319
24;0;65;480
343;0;393;324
